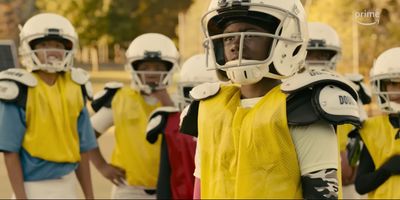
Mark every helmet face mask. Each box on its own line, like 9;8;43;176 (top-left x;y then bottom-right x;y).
370;47;400;113
29;48;71;73
306;22;341;71
371;75;400;113
19;13;78;73
202;0;308;84
131;69;172;93
305;48;338;71
125;33;179;94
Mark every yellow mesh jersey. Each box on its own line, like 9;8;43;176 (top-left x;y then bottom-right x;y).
111;87;161;188
337;124;354;152
336;124;354;199
23;72;83;163
359;115;400;198
198;85;302;198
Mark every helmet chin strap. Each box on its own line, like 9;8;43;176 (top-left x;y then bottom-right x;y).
223;60;290;84
224;60;263;85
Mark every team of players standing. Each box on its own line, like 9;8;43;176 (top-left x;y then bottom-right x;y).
1;0;400;199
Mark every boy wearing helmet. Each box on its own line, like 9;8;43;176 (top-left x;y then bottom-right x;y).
355;47;400;198
306;22;370;198
180;0;360;198
145;53;219;199
0;13;96;199
89;33;178;199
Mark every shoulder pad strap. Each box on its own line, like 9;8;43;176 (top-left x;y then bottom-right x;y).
91;83;122;112
282;69;358;100
180;101;199;137
0;81;19;101
314;85;361;127
81;82;94;101
286;89;319;126
0;68;37;87
70;68;90;85
190;82;220;100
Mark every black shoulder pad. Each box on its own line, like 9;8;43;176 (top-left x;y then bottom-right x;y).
286;89;320;126
14;83;28;109
146;110;170;144
0;81;28;110
179;101;199;137
91;88;119;112
80;85;90;104
287;84;361;128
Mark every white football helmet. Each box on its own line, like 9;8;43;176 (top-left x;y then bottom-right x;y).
370;47;400;113
306;22;341;71
177;54;219;110
202;0;308;84
125;33;179;94
19;13;78;73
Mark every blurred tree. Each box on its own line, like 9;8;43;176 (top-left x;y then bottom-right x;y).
36;0;192;48
308;0;400;77
36;0;107;46
308;0;355;74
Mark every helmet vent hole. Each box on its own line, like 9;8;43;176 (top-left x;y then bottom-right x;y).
244;70;248;79
292;45;301;56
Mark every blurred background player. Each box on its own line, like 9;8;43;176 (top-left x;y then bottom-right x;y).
176;54;220;111
146;53;219;199
355;47;400;198
306;21;371;198
0;13;96;199
306;22;341;72
180;0;361;198
89;33;179;199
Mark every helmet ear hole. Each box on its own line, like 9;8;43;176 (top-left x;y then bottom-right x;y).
292;45;302;57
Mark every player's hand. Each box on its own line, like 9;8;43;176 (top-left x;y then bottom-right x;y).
150;88;174;106
100;164;126;186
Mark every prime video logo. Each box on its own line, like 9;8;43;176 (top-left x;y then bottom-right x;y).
354;10;380;26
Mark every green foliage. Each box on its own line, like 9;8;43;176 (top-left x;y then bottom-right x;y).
35;0;193;47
